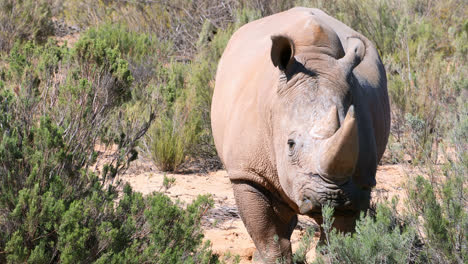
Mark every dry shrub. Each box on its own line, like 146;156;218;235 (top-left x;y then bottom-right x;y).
0;0;56;52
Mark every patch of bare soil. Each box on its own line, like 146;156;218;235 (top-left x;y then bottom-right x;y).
113;153;408;263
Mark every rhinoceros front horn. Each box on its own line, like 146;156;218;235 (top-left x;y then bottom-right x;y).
317;105;359;183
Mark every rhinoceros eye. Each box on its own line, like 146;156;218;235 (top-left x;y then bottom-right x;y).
287;139;295;152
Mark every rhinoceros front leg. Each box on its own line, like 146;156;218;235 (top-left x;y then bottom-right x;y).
232;180;297;264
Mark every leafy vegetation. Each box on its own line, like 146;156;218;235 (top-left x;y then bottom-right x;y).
0;5;217;262
0;0;55;52
0;37;218;263
315;158;467;264
315;202;419;264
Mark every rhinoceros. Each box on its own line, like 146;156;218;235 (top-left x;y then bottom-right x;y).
211;7;390;263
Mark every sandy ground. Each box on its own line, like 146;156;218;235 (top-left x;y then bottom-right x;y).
102;153;408;263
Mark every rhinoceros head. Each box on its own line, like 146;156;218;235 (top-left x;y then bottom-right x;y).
269;26;371;216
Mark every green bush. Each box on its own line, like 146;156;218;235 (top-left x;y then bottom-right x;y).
293;226;317;264
67;24;169;175
315;202;420;264
0;0;55;52
62;0;239;57
0;115;218;262
145;62;193;171
148;113;196;172
407;99;468;263
407;175;467;263
0;30;220;262
77;23;172;90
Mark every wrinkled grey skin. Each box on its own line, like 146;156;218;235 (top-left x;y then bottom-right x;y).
211;7;390;264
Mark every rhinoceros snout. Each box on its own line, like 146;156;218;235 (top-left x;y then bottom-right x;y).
297;173;370;216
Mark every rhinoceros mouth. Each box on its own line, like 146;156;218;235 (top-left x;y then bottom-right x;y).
297;173;371;217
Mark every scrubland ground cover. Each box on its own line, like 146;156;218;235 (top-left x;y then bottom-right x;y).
0;0;466;263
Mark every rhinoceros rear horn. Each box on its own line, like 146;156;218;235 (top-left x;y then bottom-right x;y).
271;35;295;71
338;37;366;75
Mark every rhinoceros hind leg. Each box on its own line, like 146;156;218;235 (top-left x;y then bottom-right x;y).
232;180;297;264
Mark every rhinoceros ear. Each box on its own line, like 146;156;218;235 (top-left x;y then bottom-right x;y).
338;36;366;75
270;35;295;71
